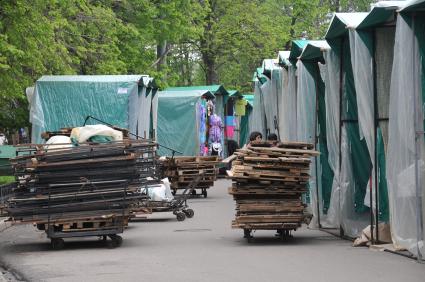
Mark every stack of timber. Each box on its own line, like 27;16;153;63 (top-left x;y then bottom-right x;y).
228;141;318;234
162;156;220;197
5;140;157;229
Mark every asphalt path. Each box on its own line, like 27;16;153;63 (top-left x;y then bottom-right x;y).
0;179;424;282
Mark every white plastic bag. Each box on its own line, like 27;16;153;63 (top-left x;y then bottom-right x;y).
70;124;123;143
44;135;73;150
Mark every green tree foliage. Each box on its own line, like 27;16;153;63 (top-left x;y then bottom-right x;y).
0;0;377;132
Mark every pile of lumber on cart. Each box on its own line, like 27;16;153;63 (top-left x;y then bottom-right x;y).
4;140;157;228
227;141;318;234
162;156;220;194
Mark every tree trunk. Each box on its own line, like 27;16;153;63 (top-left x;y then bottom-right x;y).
285;16;297;50
200;31;218;84
156;40;168;72
203;54;218;84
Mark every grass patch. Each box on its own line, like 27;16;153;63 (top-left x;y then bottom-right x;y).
0;176;15;185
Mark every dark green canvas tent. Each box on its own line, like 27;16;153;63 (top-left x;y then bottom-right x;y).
325;12;373;238
157;89;215;156
29;75;157;143
297;41;334;228
386;0;425;258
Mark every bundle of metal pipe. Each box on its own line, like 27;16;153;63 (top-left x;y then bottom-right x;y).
5;140;158;223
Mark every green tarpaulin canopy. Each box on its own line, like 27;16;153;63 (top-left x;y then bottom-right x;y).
30;75;157;144
289;40;309;65
325;13;369;40
299;41;330;62
401;0;425;11
157;89;215;156
278;51;291;67
357;2;403;29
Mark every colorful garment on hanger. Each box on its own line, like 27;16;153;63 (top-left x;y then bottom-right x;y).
225;126;234;138
235;98;248;116
209;114;223;143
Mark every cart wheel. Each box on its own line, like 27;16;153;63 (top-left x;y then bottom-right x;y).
183;209;194;218
36;223;45;231
176;212;186;222
243;229;252;242
51;238;65;250
107;235;123;248
191;190;197;195
202;189;207;198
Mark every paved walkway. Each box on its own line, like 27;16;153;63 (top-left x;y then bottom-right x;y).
0;180;424;281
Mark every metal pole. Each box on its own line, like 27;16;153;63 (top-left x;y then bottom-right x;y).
338;38;344;237
313;63;321;228
372;28;380;244
412;13;424;263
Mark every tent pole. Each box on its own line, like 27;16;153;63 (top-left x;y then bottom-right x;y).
373;28;380;245
314;63;321;229
338;38;344;237
412;13;424;263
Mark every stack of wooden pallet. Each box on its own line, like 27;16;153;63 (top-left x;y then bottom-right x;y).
162;156;220;197
227;141;318;236
5;140;156;227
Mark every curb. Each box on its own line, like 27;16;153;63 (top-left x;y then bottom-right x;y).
0;218;12;233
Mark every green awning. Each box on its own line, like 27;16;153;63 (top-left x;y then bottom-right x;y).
262;59;279;77
278;51;291;67
300;41;330;61
160;89;215;99
228;90;242;97
31;75;157;143
243;94;254;107
401;0;425;11
325;13;369;39
357;2;403;29
289;40;309;65
165;85;228;96
252;67;268;84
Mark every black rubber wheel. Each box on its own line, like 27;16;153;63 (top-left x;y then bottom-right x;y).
243;229;252;240
172;189;176;196
202;189;207;198
191;190;197;195
51;238;65;250
36;223;45;231
176;212;186;222
107;234;122;248
183;209;194;218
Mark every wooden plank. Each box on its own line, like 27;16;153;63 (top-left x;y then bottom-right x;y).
248;146;320;156
221;154;237;164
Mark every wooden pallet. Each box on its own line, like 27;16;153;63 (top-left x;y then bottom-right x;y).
228;142;316;233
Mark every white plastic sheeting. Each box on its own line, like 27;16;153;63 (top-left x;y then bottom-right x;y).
376;27;396;147
296;61;318;227
283;65;298;141
387;14;425;256
151;92;159;140
260;78;274;135
249;81;267;138
320;49;341;228
349;29;375;208
340;126;370;237
280;67;290;140
260;66;281;137
271;68;284;139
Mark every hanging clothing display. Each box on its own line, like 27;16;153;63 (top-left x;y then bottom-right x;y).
209;114;222;143
199;101;208;155
235;98;248;116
